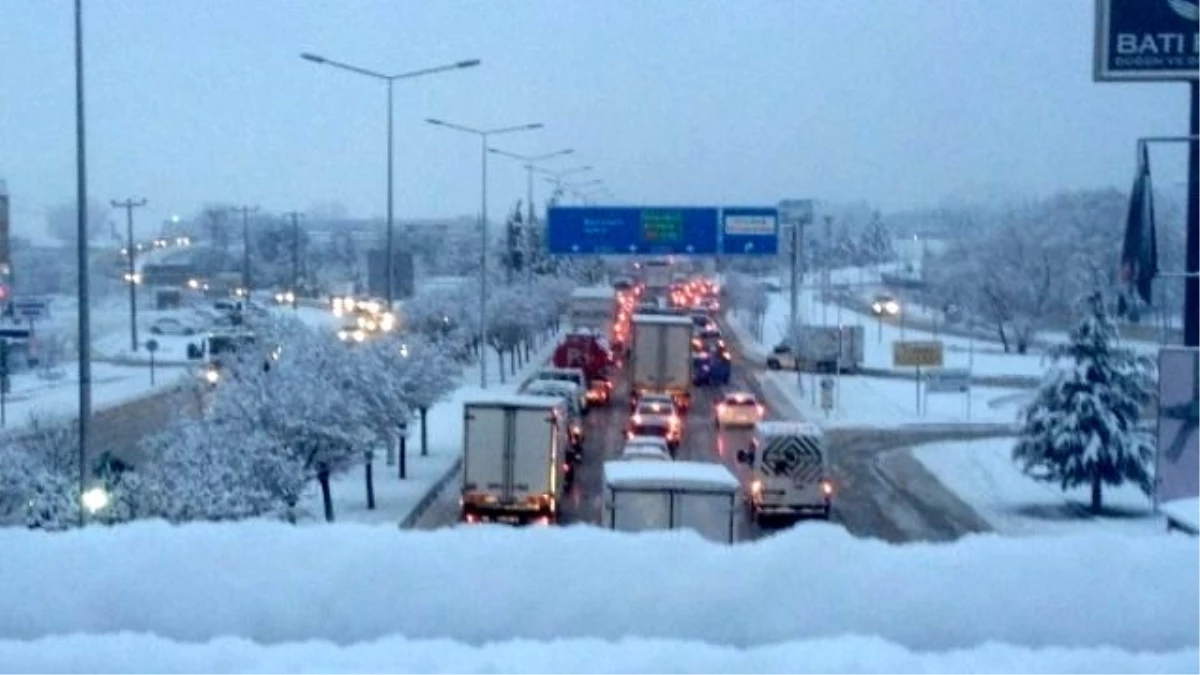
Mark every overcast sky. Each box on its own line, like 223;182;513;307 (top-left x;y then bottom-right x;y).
0;1;1190;239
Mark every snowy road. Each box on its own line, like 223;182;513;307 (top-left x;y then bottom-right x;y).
413;322;1010;543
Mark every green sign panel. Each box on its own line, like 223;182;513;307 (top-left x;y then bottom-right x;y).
640;210;685;244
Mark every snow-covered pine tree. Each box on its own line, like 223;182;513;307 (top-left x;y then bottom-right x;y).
1012;291;1156;514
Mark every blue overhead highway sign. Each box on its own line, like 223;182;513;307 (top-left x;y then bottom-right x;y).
547;206;720;255
720;207;778;255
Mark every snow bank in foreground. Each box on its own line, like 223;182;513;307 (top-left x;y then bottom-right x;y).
0;522;1194;652
0;633;1193;674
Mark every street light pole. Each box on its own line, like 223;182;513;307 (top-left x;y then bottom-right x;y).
111;198;146;352
301;53;480;309
74;0;91;528
488;147;573;281
426;118;545;388
230;205;259;293
285;211;303;310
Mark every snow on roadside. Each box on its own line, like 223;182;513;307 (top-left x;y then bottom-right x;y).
1;632;1193;674
1;362;187;431
912;437;1163;537
760;370;1023;429
295;333;563;525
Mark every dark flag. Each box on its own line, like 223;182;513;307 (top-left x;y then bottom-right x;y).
1120;144;1158;305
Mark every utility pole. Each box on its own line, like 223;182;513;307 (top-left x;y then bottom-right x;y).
285;211;303;310
789;219;805;393
230;205;258;294
822;214;832;326
112;198;147;352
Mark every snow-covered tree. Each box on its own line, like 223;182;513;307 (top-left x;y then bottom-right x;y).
208;324;371;522
397;337;461;456
1012;292;1156;514
0;418;81;530
403;283;479;361
858;213;895;265
137;418;305;523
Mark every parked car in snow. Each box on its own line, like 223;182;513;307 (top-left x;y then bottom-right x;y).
149;316;199;336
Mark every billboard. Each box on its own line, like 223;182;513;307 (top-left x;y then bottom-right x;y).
1156;347;1199;504
367;249;415;299
547;206;720;255
1095;0;1200;81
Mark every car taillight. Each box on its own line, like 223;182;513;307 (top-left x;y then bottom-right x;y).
750;479;763;495
822;480;834;496
717;403;727;413
756;404;765;415
631;414;642;424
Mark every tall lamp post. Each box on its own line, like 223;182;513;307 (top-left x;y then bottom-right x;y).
73;0;91;527
425;118;544;389
487;147;573;279
301;52;480;308
552;178;604;204
535;165;593;204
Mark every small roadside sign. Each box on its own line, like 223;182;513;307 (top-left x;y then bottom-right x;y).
11;297;48;320
893;340;944;368
924;367;972;393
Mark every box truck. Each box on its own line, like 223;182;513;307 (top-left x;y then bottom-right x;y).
602;460;740;543
460;395;568;525
630;313;694;411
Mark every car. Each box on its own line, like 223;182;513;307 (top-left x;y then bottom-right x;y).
715;391;764;428
337;325;368;343
631;390;679;414
149;316;198;335
871;294;901;316
625;416;682;453
532;367;589;411
766;343;800;371
619;436;673;461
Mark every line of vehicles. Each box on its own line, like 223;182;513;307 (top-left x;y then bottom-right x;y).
457;267;836;542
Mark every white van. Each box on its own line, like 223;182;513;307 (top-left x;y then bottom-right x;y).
735;421;832;523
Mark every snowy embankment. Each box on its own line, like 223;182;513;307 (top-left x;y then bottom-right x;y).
913;437;1161;536
294;331;563;526
0;522;1194;672
3;633;1192;673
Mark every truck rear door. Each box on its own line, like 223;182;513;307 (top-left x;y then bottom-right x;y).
463;405;509;498
508;406;560;502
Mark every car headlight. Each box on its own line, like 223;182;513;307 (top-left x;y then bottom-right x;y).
872;302;883;313
353;330;366;342
885;300;900;315
204;369;220;384
337;330;349;341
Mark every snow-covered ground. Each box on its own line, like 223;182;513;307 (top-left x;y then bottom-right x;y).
913;437;1164;536
2;631;1192;673
1;361;187;431
761;370;1024;428
294;335;562;526
0;521;1193;672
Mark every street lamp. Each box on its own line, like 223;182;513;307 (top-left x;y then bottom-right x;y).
535;165;593;201
425;118;544;389
487;147;573;279
81;486;109;514
301;52;480;309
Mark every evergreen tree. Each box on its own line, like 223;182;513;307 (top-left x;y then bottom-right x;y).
858;213;895;265
1012;292;1156;514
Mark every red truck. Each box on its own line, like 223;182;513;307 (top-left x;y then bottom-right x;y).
552;332;613;406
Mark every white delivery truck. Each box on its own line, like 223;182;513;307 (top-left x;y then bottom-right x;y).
630;313;694;411
768;325;864;373
567;286;617;332
460;395;569;525
602;460;741;543
736;421;833;523
640;258;672;295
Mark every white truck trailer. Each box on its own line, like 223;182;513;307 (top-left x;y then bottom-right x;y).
630;313;694;410
602;460;741;543
567;286;617;332
736;421;833;523
768;324;864;373
460;395;569;525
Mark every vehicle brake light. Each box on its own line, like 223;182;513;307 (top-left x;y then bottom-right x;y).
717;403;727;413
750;479;763;495
631;414;643;424
822;480;834;496
756;404;765;416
